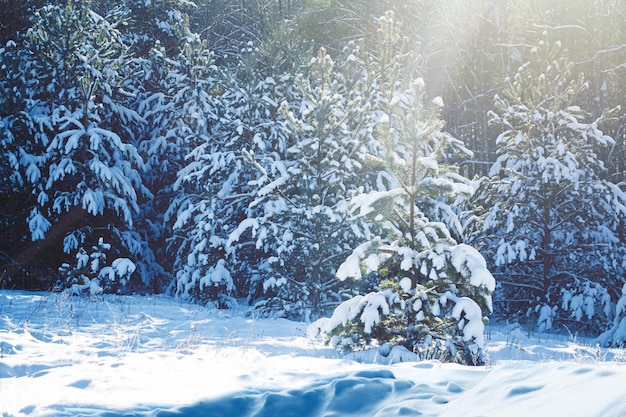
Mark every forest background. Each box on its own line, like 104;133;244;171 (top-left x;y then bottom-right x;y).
0;0;625;354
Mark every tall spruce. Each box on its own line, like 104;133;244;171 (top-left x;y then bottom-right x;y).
1;0;149;288
162;35;233;306
240;47;372;320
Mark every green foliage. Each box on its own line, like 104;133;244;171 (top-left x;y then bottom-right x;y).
317;270;491;365
0;0;624;353
57;237;136;295
470;37;626;330
244;46;373;320
312;13;494;365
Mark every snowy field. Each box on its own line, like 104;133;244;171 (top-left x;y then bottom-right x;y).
2;290;626;417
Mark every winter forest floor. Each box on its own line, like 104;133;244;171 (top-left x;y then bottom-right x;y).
1;290;626;417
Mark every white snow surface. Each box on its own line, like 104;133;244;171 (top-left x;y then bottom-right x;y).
2;290;626;417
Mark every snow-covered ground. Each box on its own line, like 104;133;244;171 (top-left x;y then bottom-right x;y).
1;290;626;417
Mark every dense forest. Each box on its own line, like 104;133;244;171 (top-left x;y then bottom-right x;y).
1;0;625;360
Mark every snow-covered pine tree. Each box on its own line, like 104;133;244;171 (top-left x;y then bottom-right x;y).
130;11;219;293
596;282;626;347
469;36;626;333
214;36;305;304
4;0;149;286
157;34;237;307
239;47;373;321
167;24;305;308
100;0;196;58
310;13;495;365
0;38;28;268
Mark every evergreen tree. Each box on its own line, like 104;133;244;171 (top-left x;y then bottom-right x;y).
216;31;306;304
191;0;290;61
160;35;233;306
311;13;495;365
469;37;626;332
58;236;136;295
596;283;626;347
93;0;197;58
0;38;28;278
133;18;218;293
167;22;306;308
2;0;149;286
0;0;49;44
240;47;372;320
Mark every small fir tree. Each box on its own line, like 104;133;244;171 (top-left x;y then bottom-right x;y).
58;237;136;295
167;28;304;308
311;13;495;365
